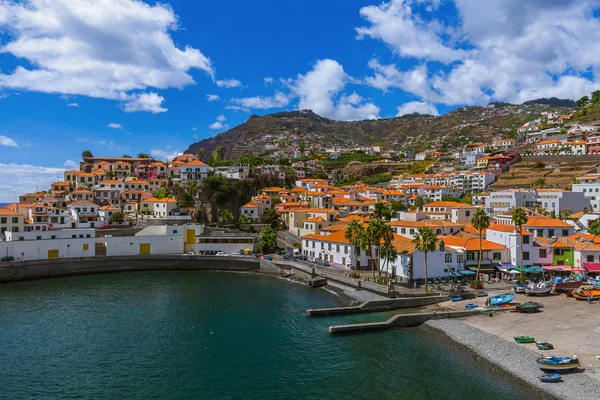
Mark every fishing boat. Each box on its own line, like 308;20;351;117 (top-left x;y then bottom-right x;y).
514;336;535;343
525;282;552;296
462;293;477;300
489;292;515;306
537;356;580;371
516;303;539;313
538;373;561;383
536;342;554;350
465;303;478;310
571;286;600;301
513;285;526;294
476;291;488;297
451;296;464;302
553;279;583;292
522;301;544;308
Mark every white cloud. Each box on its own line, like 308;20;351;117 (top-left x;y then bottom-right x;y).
216;79;242;88
150;148;182;161
0;163;65;203
293;59;380;121
0;93;10;99
0;0;213;113
264;77;274;84
123;92;167;114
216;114;226;122
192;134;199;139
209;121;229;130
67;102;79;107
191;127;198;131
106;123;123;129
359;0;600;105
0;135;18;147
230;92;290;109
206;94;221;102
396;101;439;116
63;159;79;169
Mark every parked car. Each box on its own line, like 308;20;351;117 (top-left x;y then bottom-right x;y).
318;259;330;266
294;254;307;261
283;254;293;260
184;252;195;256
232;253;243;257
308;256;317;263
215;252;228;256
98;224;112;229
264;255;273;261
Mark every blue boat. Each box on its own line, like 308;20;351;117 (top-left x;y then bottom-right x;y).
513;285;526;294
465;303;478;310
538;373;561;383
451;296;464;302
489;292;516;306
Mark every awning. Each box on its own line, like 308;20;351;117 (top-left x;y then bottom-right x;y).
459;270;476;275
467;266;496;273
583;263;600;273
572;268;586;273
509;270;521;274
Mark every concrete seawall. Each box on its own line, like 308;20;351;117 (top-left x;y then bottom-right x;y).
328;309;481;334
307;295;450;316
0;255;280;283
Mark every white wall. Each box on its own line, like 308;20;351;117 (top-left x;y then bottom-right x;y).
0;237;96;260
104;234;183;256
383;251;457;280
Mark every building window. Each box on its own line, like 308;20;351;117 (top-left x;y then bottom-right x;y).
548;229;554;237
0;217;6;224
523;251;530;261
445;254;452;262
587;255;594;262
522;235;530;244
493;252;501;260
467;252;475;261
401;228;406;234
12;217;18;223
539;249;547;258
562;229;569;236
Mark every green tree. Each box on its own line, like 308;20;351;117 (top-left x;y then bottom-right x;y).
122;154;132;158
533;178;547;188
154;187;167;199
137;153;150;159
177;192;195;208
219;209;234;224
237;214;252;226
196;148;205;160
471;208;491;282
576;95;589;108
81;150;93;161
203;175;235;205
588;218;600;236
261;208;281;229
109;211;125;225
374;201;387;219
412;226;438;292
344;221;364;276
414;196;426;210
362;219;388;281
260;226;278;254
512;207;529;271
390;201;407;213
210;145;225;164
592;90;600;105
105;170;117;179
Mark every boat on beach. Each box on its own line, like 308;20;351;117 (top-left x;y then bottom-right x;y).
489;292;515;306
451;296;464;302
513;285;526;294
516;303;539;313
465;303;478;310
536;342;554;350
514;336;535;343
571;286;600;301
537;356;580;371
538;373;561;383
553;279;583;292
525;282;552;296
476;291;488;297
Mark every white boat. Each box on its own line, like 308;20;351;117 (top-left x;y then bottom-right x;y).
525;282;552;296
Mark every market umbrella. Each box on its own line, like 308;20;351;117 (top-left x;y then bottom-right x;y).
509;269;521;274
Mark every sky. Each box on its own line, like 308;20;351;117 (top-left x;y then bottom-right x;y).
1;0;600;202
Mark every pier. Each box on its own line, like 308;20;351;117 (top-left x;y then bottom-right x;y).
307;295;449;316
328;309;481;334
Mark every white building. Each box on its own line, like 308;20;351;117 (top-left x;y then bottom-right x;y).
180;160;211;181
103;225;183;256
485;190;536;213
535;189;590;216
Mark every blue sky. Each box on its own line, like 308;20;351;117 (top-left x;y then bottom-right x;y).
1;0;600;201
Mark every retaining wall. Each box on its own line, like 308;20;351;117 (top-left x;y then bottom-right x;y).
307;295;450;316
0;255;262;283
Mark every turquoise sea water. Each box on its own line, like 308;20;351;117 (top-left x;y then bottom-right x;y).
0;271;538;399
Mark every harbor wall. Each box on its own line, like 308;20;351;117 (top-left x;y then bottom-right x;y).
0;255;264;283
306;295;450;316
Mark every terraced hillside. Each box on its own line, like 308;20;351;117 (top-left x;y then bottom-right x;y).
491;158;600;189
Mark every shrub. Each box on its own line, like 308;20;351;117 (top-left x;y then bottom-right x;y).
470;280;484;289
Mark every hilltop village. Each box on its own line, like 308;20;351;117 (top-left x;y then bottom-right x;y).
3;98;600;283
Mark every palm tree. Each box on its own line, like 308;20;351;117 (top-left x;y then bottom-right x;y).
344;221;364;277
363;219;387;281
196;148;205;160
81;149;93;161
219;209;233;224
532;178;546;188
471;208;491;281
412;226;438;292
511;207;529;272
380;231;397;279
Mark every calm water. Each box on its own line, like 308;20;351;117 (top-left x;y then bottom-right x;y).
0;271;538;399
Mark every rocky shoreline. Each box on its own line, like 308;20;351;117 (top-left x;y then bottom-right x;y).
425;319;600;400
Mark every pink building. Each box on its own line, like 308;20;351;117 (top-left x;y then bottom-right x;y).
136;164;158;181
